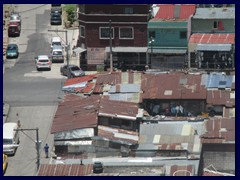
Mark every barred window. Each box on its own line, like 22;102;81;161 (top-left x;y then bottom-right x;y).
119;27;133;39
100;27;114;39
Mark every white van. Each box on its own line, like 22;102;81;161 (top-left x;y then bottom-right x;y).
51;37;62;48
51;45;64;63
3;123;20;155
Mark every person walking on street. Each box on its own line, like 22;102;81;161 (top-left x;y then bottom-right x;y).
44;144;49;158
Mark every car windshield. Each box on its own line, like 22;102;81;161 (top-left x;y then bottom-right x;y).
39;59;49;63
52;14;60;18
53;51;62;55
7;46;16;50
10;16;20;21
3;139;13;145
71;66;80;71
52;42;61;46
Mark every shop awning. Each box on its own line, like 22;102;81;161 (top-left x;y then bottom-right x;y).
196;44;232;51
147;48;187;54
73;47;87;54
105;47;147;53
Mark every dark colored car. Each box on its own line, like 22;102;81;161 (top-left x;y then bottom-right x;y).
8;22;21;37
6;44;19;58
60;65;85;78
93;162;103;174
50;13;62;25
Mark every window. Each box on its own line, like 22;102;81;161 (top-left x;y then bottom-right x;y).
213;21;219;29
180;31;187;39
100;27;114;39
80;25;85;38
119;27;133;39
149;31;155;38
124;7;133;14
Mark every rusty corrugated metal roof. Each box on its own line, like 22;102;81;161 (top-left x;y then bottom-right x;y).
51;94;100;134
97;125;138;145
64;74;96;86
207;90;235;107
141;72;206;100
38;164;93;176
169;165;194;176
98;96;139;120
201;117;235;143
155;4;196;20
189;33;235;44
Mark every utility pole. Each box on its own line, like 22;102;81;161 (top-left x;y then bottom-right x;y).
48;29;70;78
149;36;154;69
14;127;41;170
109;20;113;72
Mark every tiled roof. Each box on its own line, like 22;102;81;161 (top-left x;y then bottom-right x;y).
51;94;100;133
155;4;196;20
189;33;235;44
38;164;93;176
141;72;206;100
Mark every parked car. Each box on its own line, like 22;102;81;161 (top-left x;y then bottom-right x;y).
35;55;52;71
50;12;62;25
8;22;21;37
93;162;103;174
51;37;62;48
6;44;19;59
3;154;8;175
51;4;62;14
60;65;85;78
9;13;21;25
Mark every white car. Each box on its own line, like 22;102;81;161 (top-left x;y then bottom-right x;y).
35;55;52;71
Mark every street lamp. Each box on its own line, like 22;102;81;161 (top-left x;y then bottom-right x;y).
149;36;154;69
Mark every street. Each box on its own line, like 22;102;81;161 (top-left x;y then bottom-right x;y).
3;4;66;176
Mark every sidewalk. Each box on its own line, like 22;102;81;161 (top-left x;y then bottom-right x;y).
3;103;10;124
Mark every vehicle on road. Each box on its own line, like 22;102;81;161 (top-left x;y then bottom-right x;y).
51;37;62;48
8;22;21;37
93;162;104;174
35;55;52;71
3;154;8;175
51;4;62;14
6;44;19;59
9;13;21;25
3;123;20;156
51;45;64;63
60;65;85;78
50;12;62;25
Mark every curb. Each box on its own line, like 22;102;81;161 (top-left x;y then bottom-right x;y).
3;103;10;123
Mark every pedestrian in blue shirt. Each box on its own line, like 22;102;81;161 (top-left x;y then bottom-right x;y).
44;144;49;158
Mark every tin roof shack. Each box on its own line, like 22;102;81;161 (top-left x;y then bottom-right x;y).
93;71;143;103
147;4;196;69
200;117;235;175
138;121;206;160
201;72;235;117
51;94;100;155
77;4;150;71
141;72;207;117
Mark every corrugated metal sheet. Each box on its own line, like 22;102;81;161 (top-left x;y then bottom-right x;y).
155;4;196;20
206;73;233;89
207;90;235;107
138;122;206;153
193;7;235;19
108;93;140;103
196;44;232;51
38;164;93;176
97;125;138;145
109;84;141;93
51;94;100;134
141;72;206;100
98;97;139;120
64;75;96;86
189;33;235;44
201;117;235;143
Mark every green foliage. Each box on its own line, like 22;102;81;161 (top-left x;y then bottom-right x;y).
64;4;76;24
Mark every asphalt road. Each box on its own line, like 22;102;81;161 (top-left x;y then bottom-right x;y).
4;4;66;176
